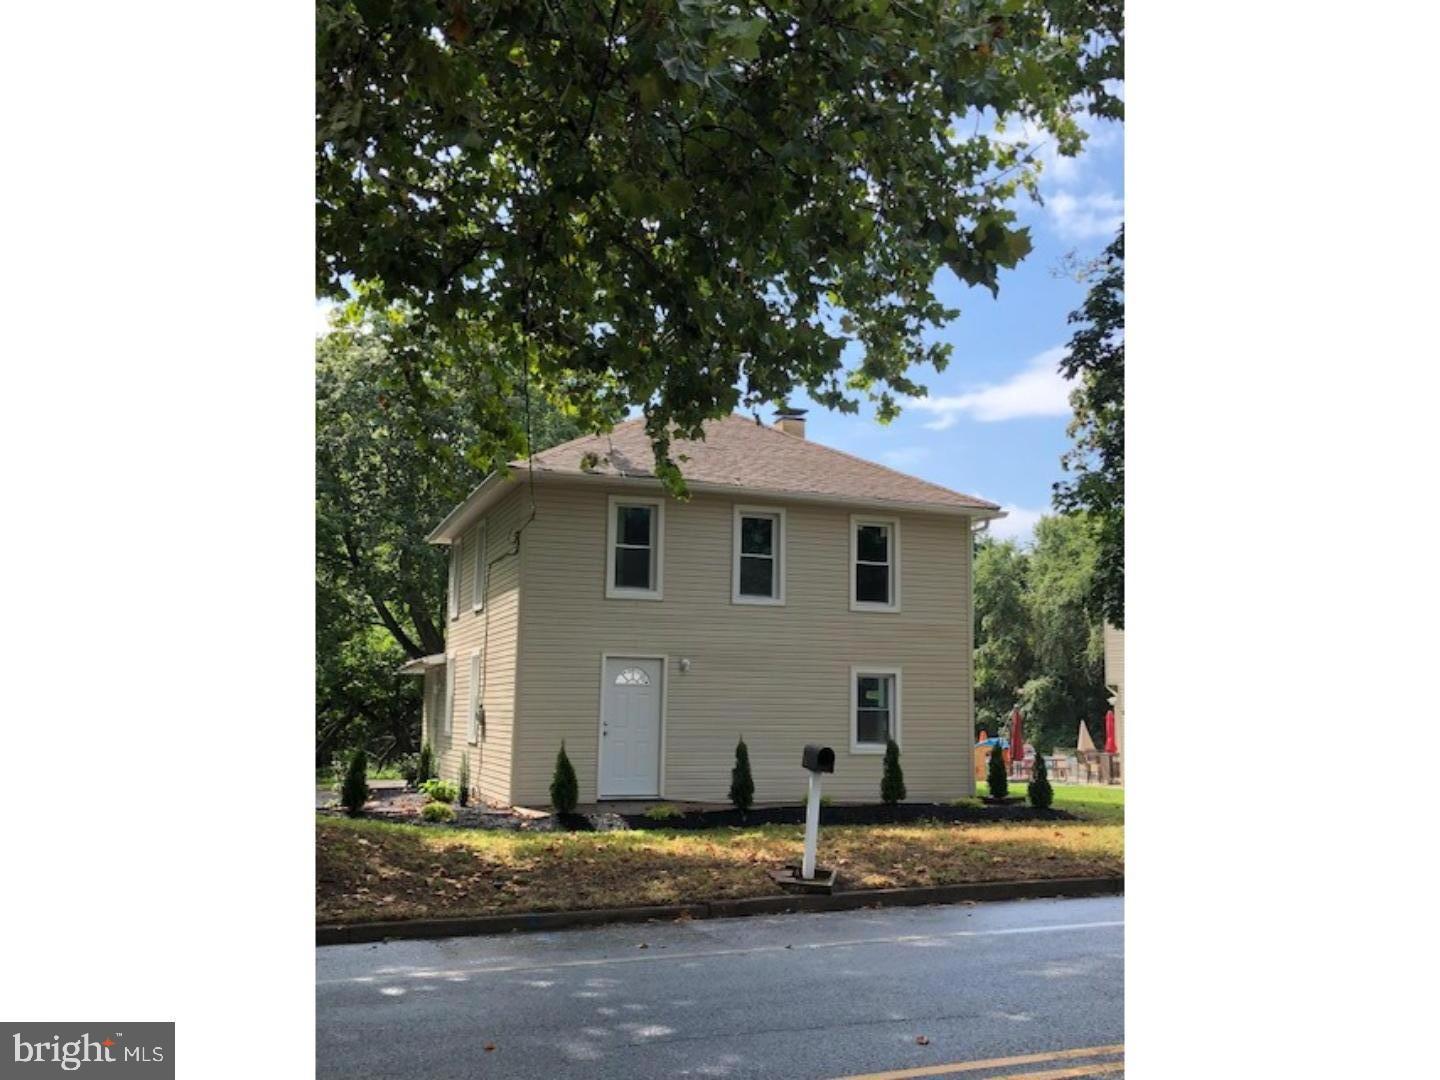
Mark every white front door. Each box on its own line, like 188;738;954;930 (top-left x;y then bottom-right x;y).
599;656;663;798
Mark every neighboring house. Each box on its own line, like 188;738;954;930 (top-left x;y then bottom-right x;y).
1104;623;1125;758
401;411;1004;807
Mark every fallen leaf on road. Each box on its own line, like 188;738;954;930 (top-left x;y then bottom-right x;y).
637;942;648;949
483;1043;496;1052
916;1035;930;1045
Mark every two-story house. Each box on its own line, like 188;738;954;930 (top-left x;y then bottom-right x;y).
401;410;1003;807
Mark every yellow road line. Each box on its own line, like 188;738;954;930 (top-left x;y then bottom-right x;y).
833;1043;1124;1080
993;1063;1124;1080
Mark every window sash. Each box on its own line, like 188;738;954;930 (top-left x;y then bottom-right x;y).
851;518;899;609
852;668;900;751
608;500;662;595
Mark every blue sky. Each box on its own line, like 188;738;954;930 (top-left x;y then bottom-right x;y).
318;116;1121;544
794;114;1124;543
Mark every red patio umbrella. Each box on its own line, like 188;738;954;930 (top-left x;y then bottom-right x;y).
1009;708;1024;775
1104;709;1118;754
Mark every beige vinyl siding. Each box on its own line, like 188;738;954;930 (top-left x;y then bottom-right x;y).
514;482;977;805
432;488;525;804
1104;623;1125;757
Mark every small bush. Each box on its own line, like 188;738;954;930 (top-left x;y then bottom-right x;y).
458;753;471;807
880;738;906;805
397;753;420;787
987;745;1009;799
420;801;455;823
1028;752;1054;810
644;803;681;821
340;747;368;817
420;779;458;804
416;742;435;786
550;741;578;814
729;737;755;813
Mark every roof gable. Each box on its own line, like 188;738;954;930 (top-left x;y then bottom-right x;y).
516;414;998;513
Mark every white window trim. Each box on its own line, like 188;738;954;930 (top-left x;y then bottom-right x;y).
849;514;901;612
442;658;455;738
471;520;487;611
447;540;461;621
467;651;482;745
850;664;902;754
605;494;665;600
732;504;786;605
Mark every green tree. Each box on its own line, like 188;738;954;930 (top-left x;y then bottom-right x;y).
550;741;579;814
986;744;1008;799
729;737;755;813
316;308;581;764
341;746;369;816
1028;750;1054;809
458;751;471;807
1024;514;1108;754
973;537;1033;735
1054;226;1124;627
416;741;435;785
880;739;906;805
317;1;1123;489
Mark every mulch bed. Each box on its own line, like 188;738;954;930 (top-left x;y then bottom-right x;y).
319;786;1072;832
619;802;1073;830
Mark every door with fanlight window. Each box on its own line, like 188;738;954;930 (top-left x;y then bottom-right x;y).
599;656;663;798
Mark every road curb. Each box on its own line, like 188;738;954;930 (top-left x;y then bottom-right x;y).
316;875;1123;946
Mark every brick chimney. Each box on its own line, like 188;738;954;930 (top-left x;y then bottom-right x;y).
774;407;808;438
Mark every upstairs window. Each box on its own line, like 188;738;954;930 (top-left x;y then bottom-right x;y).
851;666;901;753
605;495;664;599
733;506;786;605
851;516;900;611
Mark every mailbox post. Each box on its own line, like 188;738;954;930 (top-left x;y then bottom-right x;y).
800;744;835;880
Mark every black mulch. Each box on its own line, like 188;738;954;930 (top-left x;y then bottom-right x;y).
318;786;1073;833
619;802;1074;831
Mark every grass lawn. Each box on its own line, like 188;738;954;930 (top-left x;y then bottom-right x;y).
317;785;1123;925
315;762;407;787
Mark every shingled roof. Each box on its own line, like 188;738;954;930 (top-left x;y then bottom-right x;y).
515;414;999;513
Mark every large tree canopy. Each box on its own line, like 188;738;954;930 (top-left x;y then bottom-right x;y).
317;0;1123;486
1054;224;1123;626
316;306;581;763
973;514;1107;754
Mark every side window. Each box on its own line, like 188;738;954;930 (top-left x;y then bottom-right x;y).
851;667;901;753
471;520;487;611
605;496;664;599
733;506;786;604
851;516;900;611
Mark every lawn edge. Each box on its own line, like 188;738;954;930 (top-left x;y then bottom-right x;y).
316;874;1123;946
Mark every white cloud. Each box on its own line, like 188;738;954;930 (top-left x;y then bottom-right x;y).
989;505;1046;544
1047;190;1124;241
906;346;1073;430
880;446;931;468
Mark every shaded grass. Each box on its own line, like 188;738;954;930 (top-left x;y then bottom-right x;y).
971;783;1125;824
317;796;1123;924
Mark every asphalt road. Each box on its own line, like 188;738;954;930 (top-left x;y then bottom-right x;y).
316;896;1124;1080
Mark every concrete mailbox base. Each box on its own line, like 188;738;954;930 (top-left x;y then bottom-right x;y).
769;864;838;895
